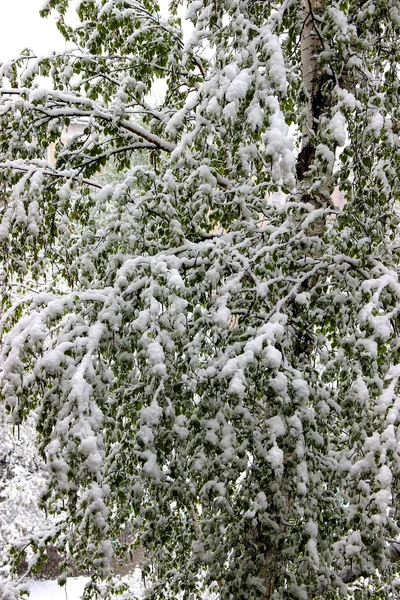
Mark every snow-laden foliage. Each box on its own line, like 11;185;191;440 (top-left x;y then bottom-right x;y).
0;408;51;586
0;409;47;549
1;0;400;598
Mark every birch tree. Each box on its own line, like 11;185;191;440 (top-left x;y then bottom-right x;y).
1;0;400;598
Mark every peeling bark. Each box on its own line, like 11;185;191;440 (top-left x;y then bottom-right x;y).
298;0;329;171
297;0;333;229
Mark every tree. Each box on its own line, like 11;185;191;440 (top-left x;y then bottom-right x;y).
0;408;50;575
1;0;400;598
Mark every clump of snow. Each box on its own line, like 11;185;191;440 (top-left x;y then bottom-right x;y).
228;372;246;399
327;6;349;35
371;315;391;341
373;489;391;514
295;292;310;306
247;103;263;129
168;269;185;290
223;101;238;120
304;520;318;538
316;144;335;171
141;449;162;480
147;340;166;377
376;465;392;488
266;415;286;438
264;345;282;368
214;305;231;327
306;538;320;569
364;431;381;452
226;71;251;102
292;378;309;401
352;376;369;405
265;33;287;93
267;444;284;468
328;111;347;146
368;112;384;137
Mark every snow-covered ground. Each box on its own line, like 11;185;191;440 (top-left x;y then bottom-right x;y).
27;570;143;599
28;577;90;600
26;570;219;599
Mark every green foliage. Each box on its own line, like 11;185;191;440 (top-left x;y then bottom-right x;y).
1;0;400;598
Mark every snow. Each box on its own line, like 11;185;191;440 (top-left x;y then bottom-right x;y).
316;143;335;171
304;521;318;538
141;449;162;479
368;112;384;137
345;543;362;558
371;315;391;341
205;96;220;116
364;431;381;452
327;6;349;35
132;310;150;332
306;538;320;569
352;377;369;405
2;0;400;597
376;465;392;488
228;372;246;398
291;378;310;401
25;568;219;600
294;291;310;306
27;577;91;600
247;103;263;129
226;71;251;102
265;33;287;93
264;345;282;368
267;445;284;468
27;571;143;599
373;489;391;514
147;341;166;376
328;111;347;146
214;305;231;327
223;101;238;120
266;415;286;438
139;401;162;427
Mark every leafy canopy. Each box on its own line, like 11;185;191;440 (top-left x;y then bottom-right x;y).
1;0;400;598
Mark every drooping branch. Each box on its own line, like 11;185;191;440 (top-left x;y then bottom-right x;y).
0;160;102;189
339;540;400;584
0;89;232;190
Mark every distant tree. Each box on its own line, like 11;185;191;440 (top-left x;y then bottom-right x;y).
1;0;400;598
0;408;49;571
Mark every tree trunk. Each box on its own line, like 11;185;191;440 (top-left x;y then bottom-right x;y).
259;2;328;598
297;0;332;235
259;556;275;600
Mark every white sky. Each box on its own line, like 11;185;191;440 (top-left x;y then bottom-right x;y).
0;1;69;61
0;0;173;101
0;0;172;63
